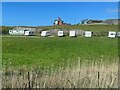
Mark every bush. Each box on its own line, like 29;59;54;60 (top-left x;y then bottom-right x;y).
2;26;14;35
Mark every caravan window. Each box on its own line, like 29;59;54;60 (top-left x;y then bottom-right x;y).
111;33;115;35
10;30;13;33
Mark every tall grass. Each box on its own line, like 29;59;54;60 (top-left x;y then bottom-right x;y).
2;58;118;88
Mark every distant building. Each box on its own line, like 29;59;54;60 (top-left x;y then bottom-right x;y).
82;19;119;25
103;19;119;25
86;20;103;24
53;17;71;26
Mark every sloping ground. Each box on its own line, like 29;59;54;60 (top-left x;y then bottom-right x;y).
38;25;118;32
1;25;118;35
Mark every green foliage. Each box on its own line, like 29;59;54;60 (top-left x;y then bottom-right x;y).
2;26;14;34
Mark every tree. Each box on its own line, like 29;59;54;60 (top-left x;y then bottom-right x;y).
2;26;14;34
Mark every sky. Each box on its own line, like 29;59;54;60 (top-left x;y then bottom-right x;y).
2;2;118;26
1;0;120;2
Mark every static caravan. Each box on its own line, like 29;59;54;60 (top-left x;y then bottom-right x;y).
85;31;92;37
116;32;120;37
58;31;64;37
41;31;50;37
108;31;116;38
24;30;35;36
69;31;76;37
9;30;25;35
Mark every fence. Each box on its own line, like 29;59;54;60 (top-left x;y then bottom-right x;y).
2;58;118;88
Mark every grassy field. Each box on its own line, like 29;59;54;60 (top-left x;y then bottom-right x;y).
2;36;118;68
2;36;119;88
2;24;119;88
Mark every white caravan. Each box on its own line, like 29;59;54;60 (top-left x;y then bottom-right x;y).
116;32;120;37
85;31;92;37
108;31;116;38
24;30;35;36
58;31;64;37
69;31;76;37
9;30;25;35
41;31;50;37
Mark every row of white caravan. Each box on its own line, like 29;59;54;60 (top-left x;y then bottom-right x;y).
35;30;118;38
41;31;93;37
9;30;119;38
41;30;120;38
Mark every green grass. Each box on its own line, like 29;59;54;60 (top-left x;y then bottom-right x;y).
2;36;118;69
39;25;118;32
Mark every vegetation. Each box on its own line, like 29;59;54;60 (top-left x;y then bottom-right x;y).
2;37;118;69
2;25;119;88
1;26;14;34
1;25;118;35
39;25;118;32
2;60;118;88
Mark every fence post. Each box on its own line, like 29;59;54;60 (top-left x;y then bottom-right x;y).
98;71;100;88
28;72;31;88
